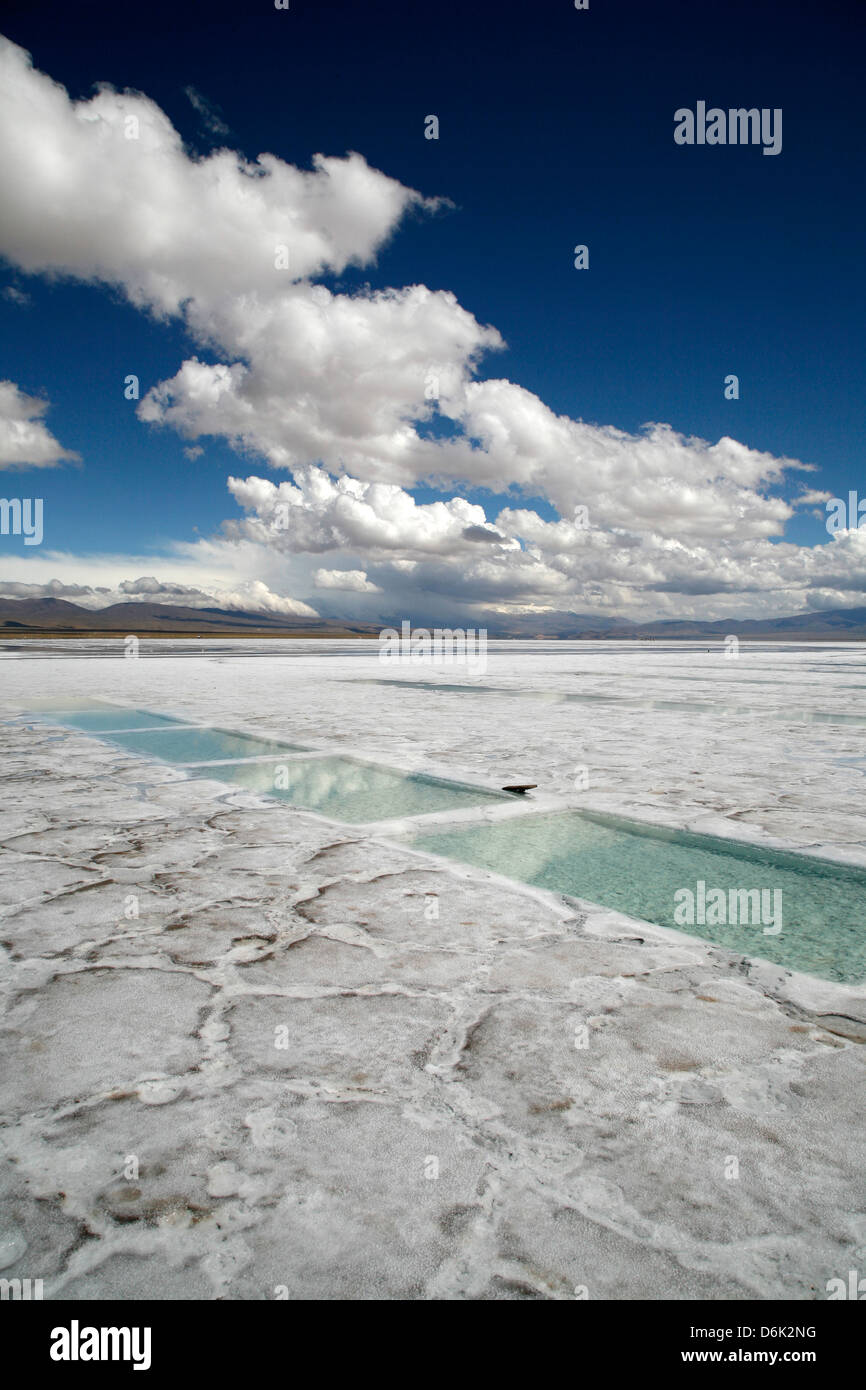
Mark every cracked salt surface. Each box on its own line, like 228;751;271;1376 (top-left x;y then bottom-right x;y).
0;639;864;1300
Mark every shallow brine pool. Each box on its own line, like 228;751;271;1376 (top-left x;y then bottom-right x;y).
17;702;866;979
32;708;193;732
101;725;307;762
411;810;866;983
23;706;307;765
184;755;508;822
19;704;507;822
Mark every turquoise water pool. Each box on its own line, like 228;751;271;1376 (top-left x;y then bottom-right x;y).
411;810;866;983
18;701;865;979
36;708;191;732
22;702;506;820
184;754;508;822
103;725;307;762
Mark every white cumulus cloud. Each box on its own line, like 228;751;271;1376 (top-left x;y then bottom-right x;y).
0;380;79;468
313;568;381;593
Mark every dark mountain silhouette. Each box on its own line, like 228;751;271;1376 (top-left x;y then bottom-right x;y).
0;597;378;636
1;596;866;638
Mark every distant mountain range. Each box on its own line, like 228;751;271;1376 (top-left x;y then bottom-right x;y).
485;606;866;639
2;595;866;639
0;597;377;637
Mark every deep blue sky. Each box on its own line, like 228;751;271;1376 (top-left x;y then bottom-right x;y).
0;0;863;562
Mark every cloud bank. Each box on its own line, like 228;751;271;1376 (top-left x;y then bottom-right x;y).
0;36;860;620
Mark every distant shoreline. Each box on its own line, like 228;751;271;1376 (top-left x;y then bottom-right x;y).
0;628;372;639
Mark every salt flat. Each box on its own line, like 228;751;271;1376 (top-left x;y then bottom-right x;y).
0;639;864;1299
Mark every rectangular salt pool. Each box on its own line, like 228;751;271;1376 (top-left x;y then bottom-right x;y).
34;708;190;732
411;811;866;983
103;726;307;762
20;706;507;820
185;755;508;823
